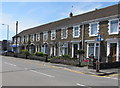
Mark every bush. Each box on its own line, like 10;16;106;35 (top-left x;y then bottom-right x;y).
76;50;85;55
54;56;61;59
43;53;48;57
62;54;70;58
34;52;44;57
21;49;30;56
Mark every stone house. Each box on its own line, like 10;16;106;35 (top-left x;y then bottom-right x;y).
12;4;120;63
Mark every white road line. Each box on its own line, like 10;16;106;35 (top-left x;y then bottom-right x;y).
76;83;86;86
105;77;118;80
30;70;55;78
4;62;16;67
24;68;28;70
88;72;96;74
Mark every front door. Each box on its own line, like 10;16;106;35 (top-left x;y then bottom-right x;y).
110;43;117;62
73;44;78;58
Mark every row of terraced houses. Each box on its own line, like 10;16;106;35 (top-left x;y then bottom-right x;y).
12;4;120;63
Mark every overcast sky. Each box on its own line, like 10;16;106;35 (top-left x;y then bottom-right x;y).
0;0;119;41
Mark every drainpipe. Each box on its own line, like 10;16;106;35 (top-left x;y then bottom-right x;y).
82;24;84;50
81;24;85;61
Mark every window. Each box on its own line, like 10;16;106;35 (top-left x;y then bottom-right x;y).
17;37;20;43
109;19;119;35
62;43;68;55
51;30;56;40
61;28;68;39
87;43;99;59
36;33;40;41
89;23;99;36
21;36;24;42
14;38;16;44
73;26;80;38
30;34;34;41
43;32;48;41
26;35;29;42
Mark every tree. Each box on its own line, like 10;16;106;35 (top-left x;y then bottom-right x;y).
76;49;85;67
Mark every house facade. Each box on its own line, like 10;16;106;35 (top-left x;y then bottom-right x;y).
12;4;120;63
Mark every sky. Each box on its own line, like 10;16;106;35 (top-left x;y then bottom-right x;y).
0;1;119;41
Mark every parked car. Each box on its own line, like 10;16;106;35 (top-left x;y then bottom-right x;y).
2;50;14;56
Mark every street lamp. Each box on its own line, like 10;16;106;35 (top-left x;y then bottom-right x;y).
2;24;9;52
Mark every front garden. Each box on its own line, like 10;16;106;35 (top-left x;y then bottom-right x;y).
3;49;89;67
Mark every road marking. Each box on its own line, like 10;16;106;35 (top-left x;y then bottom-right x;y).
108;74;120;77
30;70;55;78
24;68;28;70
76;83;86;86
60;67;120;80
4;62;16;67
105;77;119;80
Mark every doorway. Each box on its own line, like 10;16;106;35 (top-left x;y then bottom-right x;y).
110;43;117;62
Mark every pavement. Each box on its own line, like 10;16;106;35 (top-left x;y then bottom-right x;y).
50;62;119;77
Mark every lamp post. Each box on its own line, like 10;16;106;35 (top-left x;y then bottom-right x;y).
2;24;9;52
16;21;18;57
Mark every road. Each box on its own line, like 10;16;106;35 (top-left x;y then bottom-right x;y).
0;56;119;87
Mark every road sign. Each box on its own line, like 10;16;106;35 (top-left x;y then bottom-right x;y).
97;34;102;41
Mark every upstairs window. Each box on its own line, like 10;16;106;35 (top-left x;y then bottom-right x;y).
36;33;40;41
25;35;29;42
17;37;20;43
109;19;119;35
21;36;24;42
89;22;99;36
51;30;56;40
43;31;48;41
73;26;80;38
14;38;16;44
61;28;68;39
30;34;34;42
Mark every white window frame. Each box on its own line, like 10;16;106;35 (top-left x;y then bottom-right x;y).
17;37;20;43
107;41;119;62
36;33;40;41
43;31;48;41
30;34;34;42
21;36;24;43
73;26;80;38
62;43;68;55
87;42;99;58
26;35;29;42
89;22;99;37
61;28;68;39
14;38;16;44
51;30;56;40
108;18;119;35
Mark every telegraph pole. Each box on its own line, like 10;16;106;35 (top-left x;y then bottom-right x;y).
16;21;18;57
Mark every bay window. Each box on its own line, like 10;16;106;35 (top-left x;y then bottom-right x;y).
87;43;99;59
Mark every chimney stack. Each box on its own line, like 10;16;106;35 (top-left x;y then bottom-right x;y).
69;12;73;18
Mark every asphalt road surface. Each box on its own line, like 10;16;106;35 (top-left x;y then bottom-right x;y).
0;56;119;87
